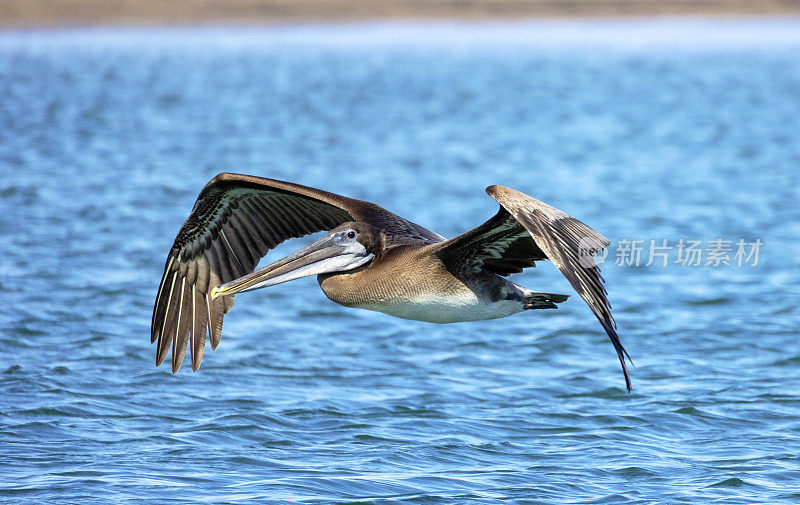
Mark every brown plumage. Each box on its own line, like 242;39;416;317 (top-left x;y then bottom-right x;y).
152;173;631;391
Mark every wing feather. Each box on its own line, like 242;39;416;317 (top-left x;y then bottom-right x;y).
189;284;206;371
152;173;439;371
156;270;180;366
172;277;193;372
206;274;225;351
433;185;631;391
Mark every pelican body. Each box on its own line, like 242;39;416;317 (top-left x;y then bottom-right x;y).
152;174;631;390
317;239;558;324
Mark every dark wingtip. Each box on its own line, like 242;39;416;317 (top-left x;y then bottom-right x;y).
155;339;169;367
625;350;635;366
605;322;633;393
619;351;633;393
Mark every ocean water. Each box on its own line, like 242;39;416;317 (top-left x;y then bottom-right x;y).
1;20;799;504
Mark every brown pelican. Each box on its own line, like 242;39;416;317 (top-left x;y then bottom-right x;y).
152;173;631;390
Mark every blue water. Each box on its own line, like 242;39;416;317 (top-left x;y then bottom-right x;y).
1;20;799;504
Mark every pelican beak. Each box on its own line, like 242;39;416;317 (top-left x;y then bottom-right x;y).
210;233;373;299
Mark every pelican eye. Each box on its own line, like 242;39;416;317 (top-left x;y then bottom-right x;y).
346;231;357;239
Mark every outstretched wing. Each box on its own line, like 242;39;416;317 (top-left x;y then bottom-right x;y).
433;185;631;391
152;173;441;372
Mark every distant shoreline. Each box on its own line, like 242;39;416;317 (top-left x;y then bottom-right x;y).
2;0;800;28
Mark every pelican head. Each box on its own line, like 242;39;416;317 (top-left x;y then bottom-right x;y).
210;222;380;299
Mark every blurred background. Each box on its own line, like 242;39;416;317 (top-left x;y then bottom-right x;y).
2;0;800;25
1;3;799;505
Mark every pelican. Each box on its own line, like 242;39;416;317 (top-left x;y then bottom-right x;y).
152;173;631;390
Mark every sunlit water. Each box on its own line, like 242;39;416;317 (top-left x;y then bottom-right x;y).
1;20;799;504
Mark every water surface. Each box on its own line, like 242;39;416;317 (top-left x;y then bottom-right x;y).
1;20;799;504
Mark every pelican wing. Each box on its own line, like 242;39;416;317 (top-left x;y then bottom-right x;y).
152;173;440;372
434;185;631;391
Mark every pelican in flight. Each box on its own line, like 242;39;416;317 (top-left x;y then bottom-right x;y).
152;174;631;390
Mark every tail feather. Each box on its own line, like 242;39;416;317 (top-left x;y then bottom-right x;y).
523;291;569;310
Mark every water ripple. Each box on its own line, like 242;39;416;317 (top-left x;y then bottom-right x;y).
2;21;800;504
